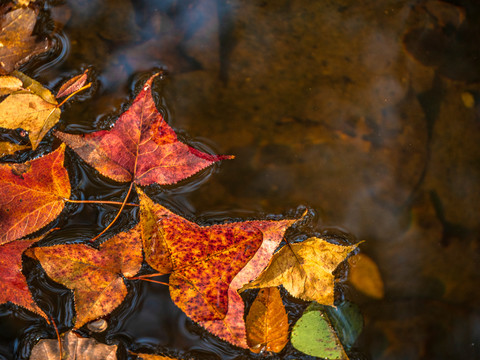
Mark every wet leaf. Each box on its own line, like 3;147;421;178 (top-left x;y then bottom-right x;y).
138;188;295;347
242;237;358;305
348;253;384;299
245;287;289;353
0;235;47;319
323;301;363;350
30;330;117;360
0;144;70;245
0;6;49;74
291;302;348;359
56;69;89;99
56;73;233;186
133;354;180;360
0;75;22;95
0;72;60;149
0;141;29;156
26;224;143;328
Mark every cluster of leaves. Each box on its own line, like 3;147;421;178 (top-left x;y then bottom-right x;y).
0;2;361;359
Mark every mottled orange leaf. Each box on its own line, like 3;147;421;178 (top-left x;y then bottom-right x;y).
242;237;358;306
0;236;47;319
0;6;49;74
246;287;289;353
30;331;117;360
56;69;89;99
138;188;295;348
26;224;143;328
0;144;70;245
56;74;233;186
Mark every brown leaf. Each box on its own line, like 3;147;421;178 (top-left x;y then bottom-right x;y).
30;331;117;360
26;224;143;328
246;287;289;353
0;144;70;245
242;237;358;305
56;69;89;99
0;6;49;75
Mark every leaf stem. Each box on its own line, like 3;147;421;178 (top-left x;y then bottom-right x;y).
129;273;165;279
90;182;134;242
64;198;138;207
129;278;170;287
56;83;92;108
49;316;62;360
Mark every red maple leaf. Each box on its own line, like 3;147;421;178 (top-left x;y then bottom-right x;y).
55;73;233;186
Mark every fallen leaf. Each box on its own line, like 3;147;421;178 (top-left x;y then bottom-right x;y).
26;224;143;328
291;302;348;360
0;144;70;245
132;354;180;360
245;287;289;353
30;331;117;360
0;6;49;75
138;188;295;347
0;72;60;149
0;75;22;95
56;69;89;99
0;141;29;156
242;237;358;305
55;73;233;186
0;235;47;319
348;253;384;299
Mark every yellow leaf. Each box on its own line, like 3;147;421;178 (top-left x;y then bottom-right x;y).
0;75;22;95
0;141;28;156
347;253;384;299
0;89;60;150
246;287;289;353
242;237;358;305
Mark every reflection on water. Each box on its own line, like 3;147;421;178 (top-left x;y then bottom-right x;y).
1;0;479;359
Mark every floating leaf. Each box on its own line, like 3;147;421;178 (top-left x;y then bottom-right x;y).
0;75;22;95
26;224;143;328
0;6;49;75
0;141;29;156
291;302;348;359
242;237;358;305
56;74;233;186
132;354;180;360
246;287;289;353
56;69;89;99
0;235;47;319
348;253;384;299
138;188;295;347
0;144;70;245
0;72;60;149
30;331;117;360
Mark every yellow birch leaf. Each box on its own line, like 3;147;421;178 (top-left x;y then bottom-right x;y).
347;253;384;299
241;237;358;306
0;141;28;156
0;75;22;95
246;287;289;353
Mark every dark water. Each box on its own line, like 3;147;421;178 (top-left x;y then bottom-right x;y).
1;0;480;359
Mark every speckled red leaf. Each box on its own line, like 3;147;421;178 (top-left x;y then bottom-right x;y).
0;144;70;245
138;188;295;347
0;236;47;319
55;74;233;186
26;224;143;328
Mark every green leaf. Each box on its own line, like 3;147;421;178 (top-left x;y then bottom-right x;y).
291;302;348;359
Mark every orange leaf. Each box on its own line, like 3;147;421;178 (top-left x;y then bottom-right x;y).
26;224;143;328
0;6;49;74
138;188;295;347
0;236;47;319
246;287;289;353
0;144;70;245
55;74;233;186
56;69;89;99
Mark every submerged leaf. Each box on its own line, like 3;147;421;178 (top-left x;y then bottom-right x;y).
246;287;289;353
291;302;348;359
0;6;49;74
26;224;143;328
30;331;117;360
56;74;233;186
0;144;70;245
242;237;358;305
0;236;47;319
348;253;384;299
